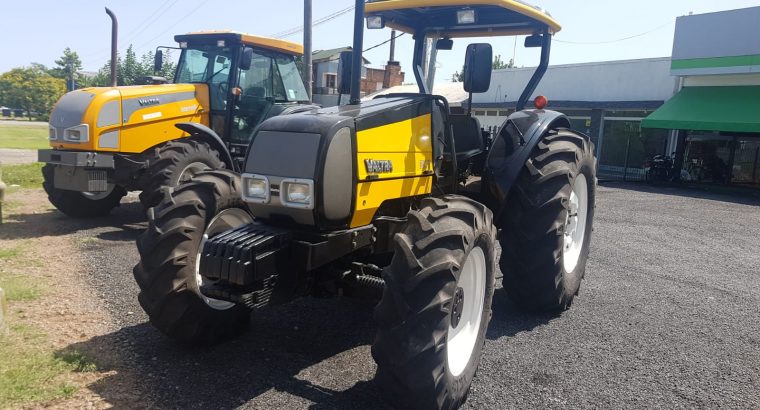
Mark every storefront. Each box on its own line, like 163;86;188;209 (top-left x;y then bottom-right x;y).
642;6;760;189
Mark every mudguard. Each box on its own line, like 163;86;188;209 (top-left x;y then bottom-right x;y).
483;109;574;215
174;122;236;171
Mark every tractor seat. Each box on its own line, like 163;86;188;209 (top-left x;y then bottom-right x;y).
448;114;485;162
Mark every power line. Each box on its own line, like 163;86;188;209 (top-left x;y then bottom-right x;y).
271;5;355;39
364;32;405;53
134;0;210;50
554;21;674;45
122;0;182;46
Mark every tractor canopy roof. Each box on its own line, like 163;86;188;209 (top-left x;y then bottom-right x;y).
174;30;303;56
365;0;561;37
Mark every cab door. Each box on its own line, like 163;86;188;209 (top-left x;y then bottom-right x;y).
229;50;276;145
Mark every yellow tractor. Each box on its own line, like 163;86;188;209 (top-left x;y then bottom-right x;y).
39;30;316;217
135;1;596;408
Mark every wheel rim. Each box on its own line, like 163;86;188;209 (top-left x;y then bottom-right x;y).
178;161;211;184
446;246;486;377
563;173;589;273
81;184;115;201
195;208;253;310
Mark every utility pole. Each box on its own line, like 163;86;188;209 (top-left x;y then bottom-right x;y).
303;0;313;101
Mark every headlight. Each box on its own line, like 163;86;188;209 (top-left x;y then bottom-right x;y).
48;126;57;140
242;174;270;204
63;124;89;142
281;178;314;209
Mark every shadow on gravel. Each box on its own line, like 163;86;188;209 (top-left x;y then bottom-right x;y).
57;298;391;409
600;181;760;206
486;288;559;340
0;202;145;240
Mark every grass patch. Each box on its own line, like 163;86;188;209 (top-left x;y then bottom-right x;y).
0;276;43;302
0;124;48;150
0;324;94;408
0;162;43;189
0;247;21;259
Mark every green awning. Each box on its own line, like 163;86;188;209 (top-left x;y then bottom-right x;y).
642;86;760;133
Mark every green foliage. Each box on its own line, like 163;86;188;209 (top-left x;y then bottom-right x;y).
49;48;83;90
0;67;65;120
0;163;44;189
88;45;177;87
0;123;49;149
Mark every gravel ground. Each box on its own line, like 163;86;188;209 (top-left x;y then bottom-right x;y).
62;184;760;409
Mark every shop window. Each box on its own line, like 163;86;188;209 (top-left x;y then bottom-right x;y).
682;134;732;184
731;137;760;187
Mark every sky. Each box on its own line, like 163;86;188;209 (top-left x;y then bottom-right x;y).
1;0;758;84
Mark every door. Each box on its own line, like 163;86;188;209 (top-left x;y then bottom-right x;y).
229;51;276;144
731;137;760;188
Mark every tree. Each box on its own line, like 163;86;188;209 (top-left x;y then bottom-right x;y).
50;47;83;91
0;66;66;120
121;45;141;85
451;54;515;82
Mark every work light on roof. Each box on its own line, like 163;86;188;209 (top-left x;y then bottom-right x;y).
457;9;476;24
179;42;188;49
217;40;226;47
367;15;385;29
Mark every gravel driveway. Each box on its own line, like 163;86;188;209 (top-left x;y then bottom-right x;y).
0;148;37;165
60;184;760;409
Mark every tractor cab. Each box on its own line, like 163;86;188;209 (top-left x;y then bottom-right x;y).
359;0;562;190
168;31;312;151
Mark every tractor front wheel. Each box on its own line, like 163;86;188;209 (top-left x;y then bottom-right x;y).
42;164;126;218
139;139;225;209
133;170;253;344
500;129;596;311
372;196;497;409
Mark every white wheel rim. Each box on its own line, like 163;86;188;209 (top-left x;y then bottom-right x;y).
178;161;211;184
195;208;253;310
563;173;589;273
446;246;487;377
82;184;115;201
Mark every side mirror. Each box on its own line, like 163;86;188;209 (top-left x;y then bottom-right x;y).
463;43;492;94
337;51;353;96
154;50;163;73
436;39;454;50
525;34;543;48
240;47;254;71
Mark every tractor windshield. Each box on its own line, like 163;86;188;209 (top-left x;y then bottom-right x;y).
176;45;234;111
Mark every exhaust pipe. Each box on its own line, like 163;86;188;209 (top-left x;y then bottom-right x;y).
105;7;118;87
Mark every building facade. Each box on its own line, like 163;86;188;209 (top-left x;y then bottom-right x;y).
471;58;678;181
643;6;760;189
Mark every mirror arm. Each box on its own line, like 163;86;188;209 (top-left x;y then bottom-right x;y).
516;26;551;111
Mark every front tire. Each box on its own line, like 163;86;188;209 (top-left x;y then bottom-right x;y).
500;129;596;311
372;196;497;410
133;170;252;344
138;139;225;209
42;164;126;218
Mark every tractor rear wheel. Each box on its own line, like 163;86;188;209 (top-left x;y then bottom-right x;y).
138;139;225;209
500;129;596;311
42;164;126;218
133;170;252;344
372;196;497;409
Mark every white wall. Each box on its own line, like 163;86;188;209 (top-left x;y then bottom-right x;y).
475;57;677;105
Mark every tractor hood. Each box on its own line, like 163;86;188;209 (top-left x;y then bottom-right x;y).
47;84;209;154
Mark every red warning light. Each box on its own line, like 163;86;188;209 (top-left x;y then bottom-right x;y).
534;95;548;110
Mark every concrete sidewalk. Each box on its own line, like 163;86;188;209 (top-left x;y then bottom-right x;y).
0;148;38;165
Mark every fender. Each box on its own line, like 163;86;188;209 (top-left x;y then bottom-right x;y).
174;122;236;172
484;109;574;215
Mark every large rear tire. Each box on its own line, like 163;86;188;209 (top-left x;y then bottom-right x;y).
133;170;252;344
500;129;596;311
42;164;126;218
138;139;225;209
372;196;497;410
